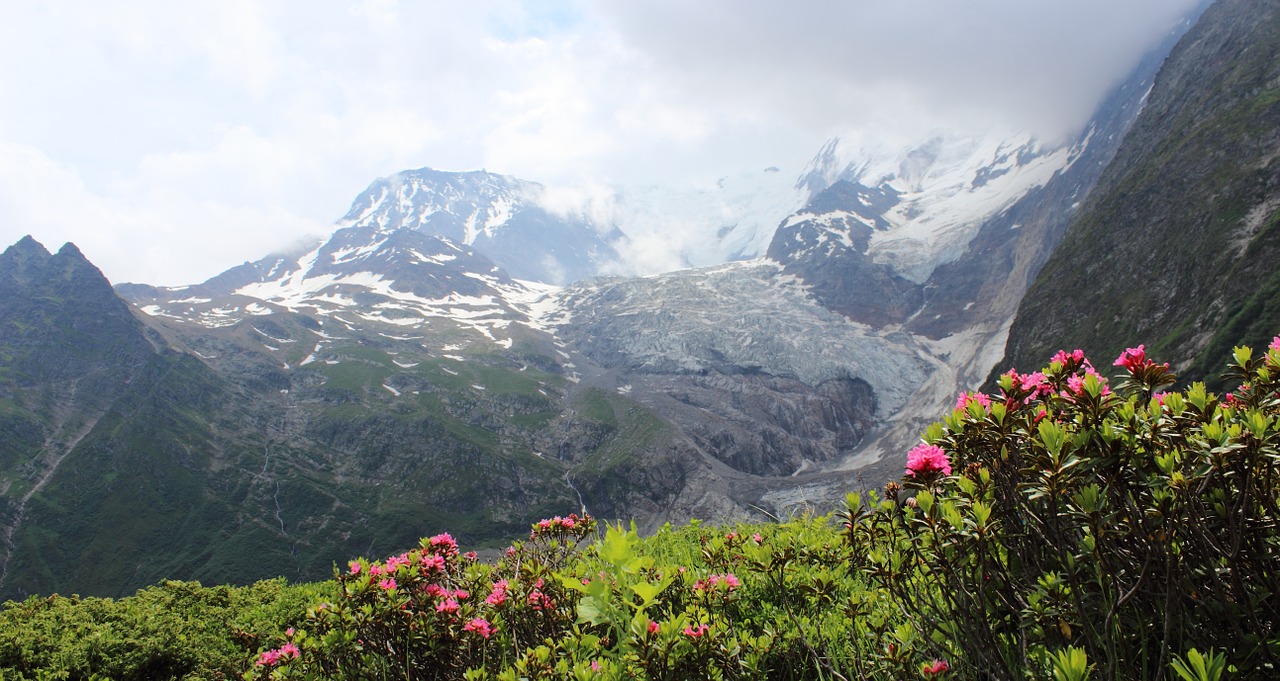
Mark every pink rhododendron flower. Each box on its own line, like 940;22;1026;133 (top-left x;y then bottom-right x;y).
1114;344;1148;371
532;514;586;538
752;533;763;543
462;617;494;638
423;583;446;598
348;561;362;575
922;658;950;675
1051;349;1086;367
485;579;510;606
648;620;660;634
280;642;300;659
527;589;555;611
436;598;460;613
419;554;446;572
591;660;602;672
683;624;710;638
1020;372;1052;399
955;391;992;411
1000;369;1051;404
285;627;295;638
378;578;396;591
1064;368;1112;398
905;443;952;477
464;551;478;561
256;649;283;666
368;564;384;577
1270;336;1280;351
695;573;740;591
429;532;458;554
1114;344;1167;374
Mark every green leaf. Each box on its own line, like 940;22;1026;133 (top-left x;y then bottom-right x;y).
971;501;992;528
1039;420;1066;459
1051;646;1093;681
575;596;608;627
631;580;665;607
599;526;634;565
1170;648;1229;681
915;491;934;514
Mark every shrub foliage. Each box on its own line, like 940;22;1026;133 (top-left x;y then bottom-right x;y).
850;342;1280;678
2;340;1278;680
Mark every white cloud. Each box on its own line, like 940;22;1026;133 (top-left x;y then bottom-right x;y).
0;0;1203;285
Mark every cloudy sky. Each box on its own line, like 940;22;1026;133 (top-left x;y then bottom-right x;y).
0;0;1199;286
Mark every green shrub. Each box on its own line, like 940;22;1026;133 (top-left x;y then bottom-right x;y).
848;341;1280;679
0;578;320;680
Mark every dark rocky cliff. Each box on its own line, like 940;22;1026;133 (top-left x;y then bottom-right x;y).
1000;0;1280;382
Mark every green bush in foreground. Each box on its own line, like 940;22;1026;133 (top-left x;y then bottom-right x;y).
2;340;1277;679
850;342;1280;679
0;578;326;680
243;515;908;680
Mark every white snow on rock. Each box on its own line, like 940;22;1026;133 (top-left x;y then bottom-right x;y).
798;129;1081;283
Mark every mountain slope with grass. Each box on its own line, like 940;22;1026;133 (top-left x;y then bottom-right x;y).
999;0;1280;383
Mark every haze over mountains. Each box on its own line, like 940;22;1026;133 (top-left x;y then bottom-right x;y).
3;0;1276;601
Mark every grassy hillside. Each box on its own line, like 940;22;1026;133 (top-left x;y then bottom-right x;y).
999;0;1280;386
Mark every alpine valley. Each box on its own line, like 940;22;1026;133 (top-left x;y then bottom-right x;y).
5;0;1277;602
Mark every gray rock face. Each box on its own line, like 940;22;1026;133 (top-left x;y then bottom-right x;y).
768;182;923;327
552;262;933;416
639;373;876;476
546;261;933;477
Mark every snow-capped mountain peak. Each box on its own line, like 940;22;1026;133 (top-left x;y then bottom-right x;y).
338;167;624;285
793;129;1081;283
126;225;557;342
341;168;530;244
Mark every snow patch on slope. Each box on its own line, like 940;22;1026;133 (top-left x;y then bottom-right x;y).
799;129;1080;283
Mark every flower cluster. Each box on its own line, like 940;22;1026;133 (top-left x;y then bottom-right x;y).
484;578;510;606
255;642;299;667
429;532;458;556
905;443;952;478
1113;344;1166;373
1050;348;1088;371
692;572;740;592
955;390;991;411
682;623;710;639
921;658;950;675
531;513;592;539
462;617;494;639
